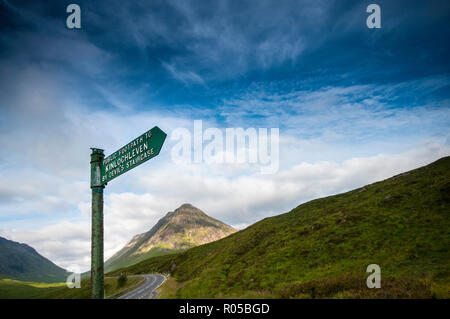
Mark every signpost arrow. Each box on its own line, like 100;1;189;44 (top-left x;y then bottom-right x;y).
100;126;167;186
89;126;167;299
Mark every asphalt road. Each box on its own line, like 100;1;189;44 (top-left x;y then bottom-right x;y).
118;274;166;299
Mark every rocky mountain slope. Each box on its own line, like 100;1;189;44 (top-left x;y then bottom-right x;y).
105;203;236;272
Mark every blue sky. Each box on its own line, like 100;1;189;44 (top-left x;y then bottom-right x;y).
0;0;449;270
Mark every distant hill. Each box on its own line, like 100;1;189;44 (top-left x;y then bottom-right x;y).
0;237;68;283
110;157;450;298
105;203;237;273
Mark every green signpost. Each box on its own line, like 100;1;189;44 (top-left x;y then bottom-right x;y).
89;126;167;299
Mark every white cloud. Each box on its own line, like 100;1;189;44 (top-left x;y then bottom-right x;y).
219;79;450;138
94;0;333;81
0;57;448;272
1;140;448;271
162;61;206;86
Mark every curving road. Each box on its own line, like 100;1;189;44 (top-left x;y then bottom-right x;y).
118;274;165;299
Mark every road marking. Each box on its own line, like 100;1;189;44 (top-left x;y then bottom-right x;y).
149;275;166;299
118;274;164;299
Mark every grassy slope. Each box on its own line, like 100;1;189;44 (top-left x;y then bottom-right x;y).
0;278;65;299
110;157;450;298
0;276;144;299
39;276;143;299
106;247;184;273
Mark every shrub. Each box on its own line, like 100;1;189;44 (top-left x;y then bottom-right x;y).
117;273;128;288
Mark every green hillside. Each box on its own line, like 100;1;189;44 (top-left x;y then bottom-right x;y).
106;247;183;272
109;157;450;298
39;276;144;299
0;237;68;283
0;276;143;299
0;278;65;299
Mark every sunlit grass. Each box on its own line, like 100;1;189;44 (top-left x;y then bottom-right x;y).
0;275;146;299
0;278;65;298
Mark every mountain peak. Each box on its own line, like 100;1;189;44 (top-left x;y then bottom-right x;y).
105;204;237;273
178;203;195;209
173;203;206;215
